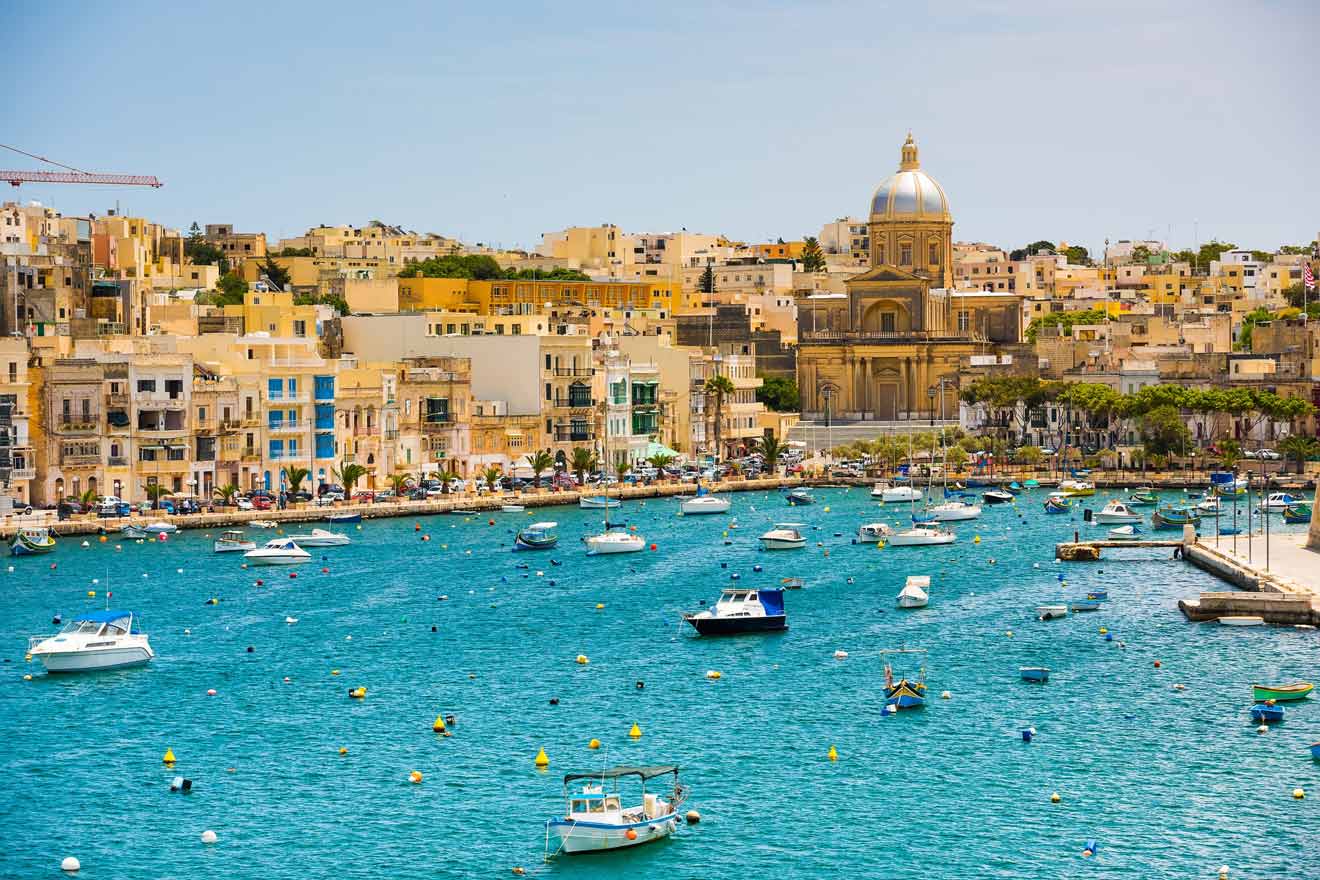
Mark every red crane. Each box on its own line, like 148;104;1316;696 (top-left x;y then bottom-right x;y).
0;143;162;188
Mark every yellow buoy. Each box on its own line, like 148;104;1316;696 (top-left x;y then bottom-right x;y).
87;591;95;598
331;669;340;676
973;535;981;544
628;723;642;739
534;748;550;768
339;747;348;755
409;770;423;784
163;748;176;764
823;506;830;512
1294;787;1306;799
705;670;722;680
827;745;838;761
575;654;589;665
23;673;33;681
1050;792;1061;803
432;715;447;733
588;738;601;750
595;603;604;610
1099;627;1108;635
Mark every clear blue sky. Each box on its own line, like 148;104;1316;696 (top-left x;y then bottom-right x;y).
7;0;1317;256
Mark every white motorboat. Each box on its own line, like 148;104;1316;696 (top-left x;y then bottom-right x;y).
856;522;895;543
872;482;923;503
501;504;526;512
584;527;645;555
1058;479;1095;497
142;521;177;534
1260;492;1301;511
285;528;351;547
1218;615;1266;626
27;610;154;672
896;575;930;609
580;495;621;510
1195;495;1223;515
1037;604;1069;621
924;500;982;522
213;530;255;553
1107;525;1143;541
684;587;788;634
982;489;1015;505
1094;499;1142;525
679;493;731;515
759;523;806;550
244;538;311;565
250;520;278;529
544;766;687;857
887;524;957;546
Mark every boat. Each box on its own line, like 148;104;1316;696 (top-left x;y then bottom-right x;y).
1019;666;1049;683
786;488;814;506
887;524;957;546
120;526;149;540
285;528;351;547
1086;590;1108;600
679;492;731;515
11;527;57;556
872;482;922;502
925;500;982;521
1108;525;1142;541
500;504;526;513
982;489;1014;505
213;530;255;553
896;575;930;609
142;521;177;534
544;766;687;857
1127;489;1158;506
250;520;278;528
1259;492;1301;512
1058;479;1095;497
243;538;311;565
1023;479;1040;488
684;586;787;635
856;522;895;543
27;609;154;673
779;576;805;590
585;525;645;555
1070;599;1103;612
1250;703;1285;723
1311;742;1320;760
325;512;362;524
580;495;620;510
1152;506;1200;530
1195;496;1223;516
1282;503;1312;524
514;521;558;551
881;648;927;709
1252;682;1314;702
1043;496;1071;514
759;523;806;550
1037;604;1068;621
1008;482;1023;492
1218;616;1265;626
1094;500;1142;525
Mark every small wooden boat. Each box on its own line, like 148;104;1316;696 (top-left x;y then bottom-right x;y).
1252;682;1314;702
1249;703;1285;723
1086;591;1108;600
501;504;526;513
896;575;930;609
1152;506;1200;530
1311;742;1320;760
1037;604;1068;621
1070;599;1102;613
11;528;56;556
325;512;362;524
1095;499;1142;524
214;530;255;553
786;488;815;506
1218;616;1265;626
1023;479;1040;488
514;522;559;551
1127;489;1158;506
779;576;805;590
250;520;278;529
544;766;687;856
120;526;149;540
1282;503;1312;524
882;648;927;709
1108;525;1142;541
1043;497;1070;514
1058;479;1095;497
1019;666;1049;683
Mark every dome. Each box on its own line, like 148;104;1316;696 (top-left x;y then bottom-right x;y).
869;134;950;220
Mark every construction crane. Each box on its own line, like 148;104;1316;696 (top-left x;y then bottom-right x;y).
0;143;162;188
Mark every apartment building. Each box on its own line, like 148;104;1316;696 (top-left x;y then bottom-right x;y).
541;335;597;463
396;357;472;478
689;346;765;459
204;224;267;266
0;338;34;504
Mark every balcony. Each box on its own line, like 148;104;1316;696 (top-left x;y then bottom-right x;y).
552;367;593;377
267;420;309;434
421;417;453;433
265;392;310;404
553;396;596;410
8;466;35;480
383;429;399;440
241;415;263;427
61;453;101;466
105;392;129;407
57;419;100;434
136;425;189;437
553;428;594;442
136;394;188;409
799;329;989;344
268;451;310;462
241;447;261;462
107;456;128;467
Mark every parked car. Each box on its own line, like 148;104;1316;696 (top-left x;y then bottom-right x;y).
1249;448;1281;461
235;498;254;511
250;495;273;511
318;484;346;497
352;491;376;504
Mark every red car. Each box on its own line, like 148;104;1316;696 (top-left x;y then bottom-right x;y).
250;495;273;511
352;491;375;504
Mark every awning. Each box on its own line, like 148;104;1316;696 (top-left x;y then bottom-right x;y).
563;765;678;783
643;441;679;458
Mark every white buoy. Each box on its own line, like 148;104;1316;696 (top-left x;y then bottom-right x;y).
200;830;218;844
1257;724;1269;734
833;650;848;660
1218;866;1229;879
61;857;80;872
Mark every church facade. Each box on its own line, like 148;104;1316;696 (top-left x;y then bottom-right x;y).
797;135;1024;422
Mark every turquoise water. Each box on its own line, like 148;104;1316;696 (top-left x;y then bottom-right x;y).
2;488;1316;879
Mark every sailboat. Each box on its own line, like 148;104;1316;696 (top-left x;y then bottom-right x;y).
921;432;981;521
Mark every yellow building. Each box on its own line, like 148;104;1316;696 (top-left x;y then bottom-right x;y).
866;134;953;289
750;241;805;261
395;276;690;317
239;255;393;292
221;290;325;339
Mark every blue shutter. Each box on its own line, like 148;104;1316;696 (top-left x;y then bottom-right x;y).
269;439;283;459
268;378;282;399
316;434;335;459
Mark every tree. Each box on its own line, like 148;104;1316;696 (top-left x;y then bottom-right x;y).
800;236;826;272
753;432;784;472
1197;240;1237;268
505;267;591;281
1062;244;1090;265
144;483;170;511
284;466;309;495
945;445;969;472
432;463;460;495
646;453;675;477
704;374;736;460
260;256;291;291
1010;240;1055;261
79;487;99;509
568;447;596;486
184;222;226;266
1140;405;1191;456
757;375;800;412
699;266;716;295
615;460;630;483
1129;245;1153;264
1217;438;1242;470
388;472;413;496
1024;308;1107;343
1278;435;1320;475
525;450;554;487
212;484;240;506
214;272;248;305
277;247;315;257
480;465;503;492
1236;306;1273;351
405;254;505;280
332;460;368;495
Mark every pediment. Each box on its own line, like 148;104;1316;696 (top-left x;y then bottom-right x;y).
846;264;927;284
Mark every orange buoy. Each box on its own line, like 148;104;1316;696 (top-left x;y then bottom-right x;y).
1154;659;1161;668
625;829;638;841
409;770;423;784
650;544;657;551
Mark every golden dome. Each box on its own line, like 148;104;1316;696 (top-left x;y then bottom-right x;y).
869;133;950;222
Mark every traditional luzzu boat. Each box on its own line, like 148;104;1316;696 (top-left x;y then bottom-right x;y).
1252;682;1313;702
1127;488;1158;506
881;648;927;710
1019;666;1049;683
1058;479;1095;497
1152;505;1200;530
1282;503;1312;524
11;527;56;556
1043;496;1070;514
544;766;687;857
514;521;559;551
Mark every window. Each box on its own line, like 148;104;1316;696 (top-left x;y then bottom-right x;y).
957;310;970;333
876;245;885;265
137;379;157;393
899;243;912;266
198;406;207;422
293;320;307;337
929;241;940;266
881;313;896;333
7;362;14;383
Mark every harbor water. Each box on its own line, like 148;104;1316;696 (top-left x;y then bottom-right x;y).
1;487;1316;878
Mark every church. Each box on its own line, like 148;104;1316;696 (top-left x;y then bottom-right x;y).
797;134;1024;422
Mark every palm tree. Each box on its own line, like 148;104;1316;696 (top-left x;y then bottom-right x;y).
433;464;460;495
79;487;98;510
646;453;675;479
1217;438;1243;471
615;460;630;483
332;460;368;496
569;447;596;486
704;374;736;461
525;449;554;489
284;466;309;495
480;465;503;493
751;432;784;474
212;483;240;507
388;472;413;497
1279;435;1320;475
144;483;170;511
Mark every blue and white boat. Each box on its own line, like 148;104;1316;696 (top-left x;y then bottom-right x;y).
786;488;814;506
11;527;56;556
1310;742;1320;760
580;495;621;510
684;587;787;635
882;648;927;709
325;512;362;524
679;486;730;515
27;610;154;672
514;521;558;551
545;766;687;856
1070;599;1103;612
1020;666;1050;683
1250;703;1285;723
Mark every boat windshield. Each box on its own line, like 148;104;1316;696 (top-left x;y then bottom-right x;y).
570;794;620;814
62;620;102;634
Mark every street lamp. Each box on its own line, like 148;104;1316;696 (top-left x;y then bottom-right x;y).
927;386;936;427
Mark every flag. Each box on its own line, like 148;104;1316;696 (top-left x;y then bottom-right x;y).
1306;260;1316;292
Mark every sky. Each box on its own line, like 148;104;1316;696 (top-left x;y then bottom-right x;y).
6;0;1318;256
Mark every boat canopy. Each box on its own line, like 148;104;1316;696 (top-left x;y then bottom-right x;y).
563;765;678;783
757;589;785;616
525;522;558;530
74;609;134;624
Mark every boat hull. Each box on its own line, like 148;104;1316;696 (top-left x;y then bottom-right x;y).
580;498;620;509
1250;705;1285;723
679;497;730;515
547;812;679;855
214;541;256;553
244;553;309;565
38;646;153;673
1020;667;1050;683
325;513;363;524
759;537;805;550
885;680;926;709
585;537;644;555
686;615;787;635
1095;511;1142;525
11;537;56;556
1252;683;1314;702
887;533;956;547
514;537;558;551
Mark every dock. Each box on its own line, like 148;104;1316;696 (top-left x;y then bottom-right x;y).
1055;539;1185;560
1177;591;1320;626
